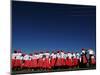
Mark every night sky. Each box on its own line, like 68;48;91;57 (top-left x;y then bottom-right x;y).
12;1;96;53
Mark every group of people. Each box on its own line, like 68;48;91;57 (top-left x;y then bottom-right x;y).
12;48;96;71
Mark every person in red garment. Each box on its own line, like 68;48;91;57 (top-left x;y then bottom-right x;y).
66;52;73;68
76;52;80;68
55;50;62;69
12;50;17;70
72;52;78;68
80;48;88;68
14;50;23;70
60;50;66;69
28;53;33;69
23;53;30;69
88;49;96;67
44;51;51;70
38;51;44;70
32;52;38;70
50;51;56;69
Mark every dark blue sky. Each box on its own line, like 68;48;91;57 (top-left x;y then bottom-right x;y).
12;1;96;53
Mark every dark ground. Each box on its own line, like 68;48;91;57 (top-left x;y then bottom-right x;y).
12;66;96;75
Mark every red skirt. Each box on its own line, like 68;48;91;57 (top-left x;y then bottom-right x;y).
12;59;16;68
38;58;43;68
23;60;31;68
72;58;78;67
14;59;22;68
43;58;51;69
51;58;56;67
61;58;66;66
91;58;96;65
32;59;38;68
66;58;73;67
83;55;88;64
55;58;61;67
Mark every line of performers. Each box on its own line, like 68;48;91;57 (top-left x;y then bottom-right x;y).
12;48;96;71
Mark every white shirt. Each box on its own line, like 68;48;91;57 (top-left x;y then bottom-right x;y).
68;53;72;59
72;53;76;58
39;53;43;58
64;53;68;59
60;52;64;58
88;49;94;55
23;54;30;60
12;53;17;59
16;53;22;60
51;53;57;58
56;53;61;58
76;53;80;59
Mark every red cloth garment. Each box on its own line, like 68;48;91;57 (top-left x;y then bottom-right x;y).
72;58;78;67
61;58;66;66
12;59;16;68
66;58;73;67
14;59;22;68
55;58;61;67
91;57;96;65
83;55;88;64
32;59;38;68
38;58;43;68
51;58;56;67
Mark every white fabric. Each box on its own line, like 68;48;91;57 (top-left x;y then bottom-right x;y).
88;49;94;55
39;53;43;58
82;50;85;54
23;54;30;60
72;53;76;58
56;53;60;58
76;53;80;59
68;53;72;59
60;52;64;58
64;53;68;59
12;53;17;59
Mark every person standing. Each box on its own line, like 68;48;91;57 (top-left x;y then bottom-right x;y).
80;48;88;68
88;49;96;67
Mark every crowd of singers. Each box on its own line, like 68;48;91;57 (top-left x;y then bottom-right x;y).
12;48;96;71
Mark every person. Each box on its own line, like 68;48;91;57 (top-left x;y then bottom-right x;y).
12;50;17;70
88;49;96;67
80;48;88;68
31;52;38;70
55;50;61;69
28;53;33;69
38;51;44;70
43;51;51;71
14;50;23;70
72;52;78;68
66;52;73;68
76;52;80;68
60;50;66;69
23;53;30;69
63;52;68;69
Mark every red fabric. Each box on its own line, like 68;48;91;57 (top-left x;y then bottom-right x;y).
23;60;31;68
72;58;78;67
66;58;73;67
43;58;51;69
61;58;66;66
38;58;43;68
12;59;16;68
14;59;22;68
91;58;96;65
51;58;56;67
32;59;38;68
83;55;87;64
55;58;62;67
